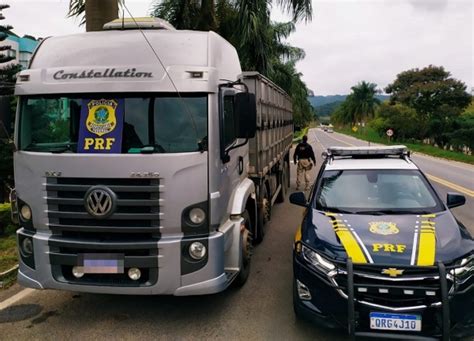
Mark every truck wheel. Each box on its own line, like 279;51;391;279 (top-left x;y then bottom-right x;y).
276;162;289;203
234;210;252;287
255;184;270;244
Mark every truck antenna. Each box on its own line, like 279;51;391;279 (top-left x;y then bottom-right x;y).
122;2;200;144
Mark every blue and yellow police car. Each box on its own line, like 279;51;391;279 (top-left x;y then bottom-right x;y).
290;146;473;340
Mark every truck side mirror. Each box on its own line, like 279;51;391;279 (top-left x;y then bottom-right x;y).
234;92;256;139
0;96;14;140
447;192;465;209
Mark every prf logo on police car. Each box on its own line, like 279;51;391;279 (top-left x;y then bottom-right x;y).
369;221;399;235
78;98;124;153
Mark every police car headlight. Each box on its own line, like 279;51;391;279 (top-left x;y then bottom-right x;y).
450;254;474;284
302;245;335;273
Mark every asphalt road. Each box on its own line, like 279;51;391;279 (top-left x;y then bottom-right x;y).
312;128;474;234
0;128;472;340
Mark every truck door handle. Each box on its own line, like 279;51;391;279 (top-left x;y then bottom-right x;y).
238;156;244;175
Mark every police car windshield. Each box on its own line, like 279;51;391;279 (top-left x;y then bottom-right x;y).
315;169;444;214
19;94;207;154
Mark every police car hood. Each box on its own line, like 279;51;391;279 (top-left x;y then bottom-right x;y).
306;209;474;266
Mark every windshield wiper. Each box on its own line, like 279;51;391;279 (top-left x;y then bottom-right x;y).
24;143;75;153
354;209;432;215
140;144;166;154
319;207;357;214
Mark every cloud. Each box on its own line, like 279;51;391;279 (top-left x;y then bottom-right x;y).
408;0;448;11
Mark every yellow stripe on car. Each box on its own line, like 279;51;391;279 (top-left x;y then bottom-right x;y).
295;225;302;242
334;227;368;264
325;213;367;264
416;218;437;266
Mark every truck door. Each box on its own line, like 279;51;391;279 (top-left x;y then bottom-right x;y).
218;89;248;218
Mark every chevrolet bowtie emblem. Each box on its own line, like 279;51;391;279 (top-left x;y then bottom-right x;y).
382;268;404;277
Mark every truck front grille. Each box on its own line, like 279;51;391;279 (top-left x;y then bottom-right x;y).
46;177;162;234
45;177;162;287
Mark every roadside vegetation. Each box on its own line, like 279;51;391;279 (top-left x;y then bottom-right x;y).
0;203;17;276
336;126;474;165
331;65;473;161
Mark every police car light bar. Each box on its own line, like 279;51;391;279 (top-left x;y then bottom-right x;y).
326;145;409;158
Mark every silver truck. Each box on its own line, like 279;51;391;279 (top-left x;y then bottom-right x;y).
4;18;293;295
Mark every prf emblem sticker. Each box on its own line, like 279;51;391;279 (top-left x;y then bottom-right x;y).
369;221;399;235
86;99;118;136
78;98;124;153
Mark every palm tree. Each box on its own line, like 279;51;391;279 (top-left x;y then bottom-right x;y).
348;81;380;125
68;0;119;32
151;0;314;127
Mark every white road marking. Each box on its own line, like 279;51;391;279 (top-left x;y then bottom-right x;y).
0;288;35;311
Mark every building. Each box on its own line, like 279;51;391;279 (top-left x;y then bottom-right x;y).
0;31;40;69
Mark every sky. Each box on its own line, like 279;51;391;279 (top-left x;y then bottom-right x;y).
5;0;474;96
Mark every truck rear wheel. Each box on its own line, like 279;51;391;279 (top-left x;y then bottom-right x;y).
276;161;289;203
234;210;252;287
254;184;270;244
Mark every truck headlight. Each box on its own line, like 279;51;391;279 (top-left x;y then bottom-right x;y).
450;254;474;284
302;245;335;273
189;208;206;225
20;204;32;221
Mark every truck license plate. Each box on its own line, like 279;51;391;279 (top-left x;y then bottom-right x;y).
370;312;421;331
78;253;124;274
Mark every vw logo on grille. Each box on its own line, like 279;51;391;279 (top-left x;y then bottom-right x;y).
84;186;116;218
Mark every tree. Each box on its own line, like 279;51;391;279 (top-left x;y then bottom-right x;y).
68;0;119;32
347;81;380;125
0;3;20;94
385;65;471;139
0;3;19;200
370;103;419;140
151;0;314;127
329;81;380;127
151;0;312;75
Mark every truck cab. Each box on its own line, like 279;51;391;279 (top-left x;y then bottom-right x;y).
11;18;292;295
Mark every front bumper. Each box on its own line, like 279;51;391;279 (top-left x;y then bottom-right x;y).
293;256;474;339
17;217;240;295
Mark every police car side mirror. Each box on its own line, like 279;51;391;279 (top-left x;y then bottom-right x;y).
289;192;308;207
447;192;465;209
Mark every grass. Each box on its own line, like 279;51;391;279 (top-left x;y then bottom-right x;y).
293;126;309;143
0;234;17;273
336;127;474;165
0;203;18;275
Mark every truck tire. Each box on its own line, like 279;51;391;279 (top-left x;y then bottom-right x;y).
254;184;270;244
276;162;289;203
234;210;252;287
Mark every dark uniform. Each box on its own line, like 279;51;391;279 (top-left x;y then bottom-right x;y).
293;136;316;190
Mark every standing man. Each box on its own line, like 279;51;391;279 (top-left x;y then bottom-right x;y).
294;135;316;191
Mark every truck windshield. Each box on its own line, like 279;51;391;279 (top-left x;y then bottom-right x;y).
315;169;444;214
19;94;207;153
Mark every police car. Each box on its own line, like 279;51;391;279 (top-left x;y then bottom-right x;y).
290;146;473;339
